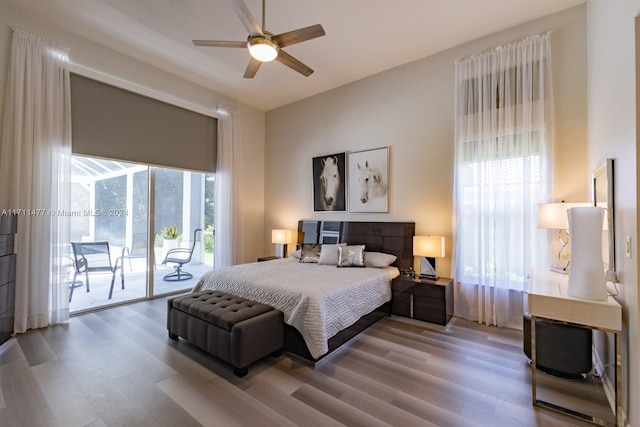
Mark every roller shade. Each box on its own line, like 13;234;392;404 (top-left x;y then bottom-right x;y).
70;74;216;172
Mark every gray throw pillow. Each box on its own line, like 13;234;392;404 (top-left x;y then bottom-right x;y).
337;245;366;267
299;244;322;263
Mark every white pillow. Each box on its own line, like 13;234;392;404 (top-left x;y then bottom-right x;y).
291;249;301;259
318;243;347;265
363;251;397;268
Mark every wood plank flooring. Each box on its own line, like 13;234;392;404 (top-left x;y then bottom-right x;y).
0;296;608;426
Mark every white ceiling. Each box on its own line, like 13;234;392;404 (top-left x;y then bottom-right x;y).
3;0;585;111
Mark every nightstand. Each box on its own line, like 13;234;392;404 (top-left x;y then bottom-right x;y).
391;276;453;325
257;256;278;262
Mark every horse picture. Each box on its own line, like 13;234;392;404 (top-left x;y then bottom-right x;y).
348;147;389;213
357;160;388;204
312;152;346;212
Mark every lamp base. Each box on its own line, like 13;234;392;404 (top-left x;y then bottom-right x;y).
419;257;438;281
275;243;288;259
550;267;569;275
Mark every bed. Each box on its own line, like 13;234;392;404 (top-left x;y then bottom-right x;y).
194;220;415;362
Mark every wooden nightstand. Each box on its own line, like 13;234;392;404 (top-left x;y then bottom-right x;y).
257;256;278;262
391;276;453;325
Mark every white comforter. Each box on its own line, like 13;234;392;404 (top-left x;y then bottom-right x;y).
193;257;399;358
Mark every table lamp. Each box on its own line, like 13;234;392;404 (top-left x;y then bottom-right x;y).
272;229;292;258
413;235;445;280
537;202;589;274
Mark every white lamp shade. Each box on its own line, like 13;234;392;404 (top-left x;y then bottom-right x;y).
537;202;590;230
272;229;292;244
413;236;445;258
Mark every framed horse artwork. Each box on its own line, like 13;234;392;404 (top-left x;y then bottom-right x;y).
348;147;389;213
312;152;346;212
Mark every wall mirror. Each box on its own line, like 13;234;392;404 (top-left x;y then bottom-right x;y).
591;158;617;281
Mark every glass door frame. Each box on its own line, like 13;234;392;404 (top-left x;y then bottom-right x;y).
69;157;211;314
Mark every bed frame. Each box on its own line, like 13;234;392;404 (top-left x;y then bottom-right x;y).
284;220;415;362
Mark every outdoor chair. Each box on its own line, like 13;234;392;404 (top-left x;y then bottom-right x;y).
121;232;155;271
161;228;202;281
66;255;84;303
121;233;147;268
71;241;124;300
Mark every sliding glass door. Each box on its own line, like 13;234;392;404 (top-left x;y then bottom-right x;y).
152;167;214;295
68;156;214;313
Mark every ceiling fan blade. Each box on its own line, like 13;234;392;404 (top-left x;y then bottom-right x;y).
229;0;263;35
276;50;314;77
193;40;246;48
272;24;326;48
243;57;262;78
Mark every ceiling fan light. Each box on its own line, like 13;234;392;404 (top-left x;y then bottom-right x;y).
248;37;278;62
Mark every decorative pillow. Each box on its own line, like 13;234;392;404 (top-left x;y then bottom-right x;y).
318;243;347;265
337;245;366;267
299;244;322;263
364;251;397;268
291;249;302;259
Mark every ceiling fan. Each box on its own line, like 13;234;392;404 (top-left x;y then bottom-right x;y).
193;0;326;78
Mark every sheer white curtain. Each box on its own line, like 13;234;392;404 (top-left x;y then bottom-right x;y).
214;105;244;267
452;32;554;329
0;28;72;332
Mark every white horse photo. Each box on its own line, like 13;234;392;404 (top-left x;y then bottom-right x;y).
319;156;341;210
357;160;387;204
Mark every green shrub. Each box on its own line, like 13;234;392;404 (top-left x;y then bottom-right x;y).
204;225;214;252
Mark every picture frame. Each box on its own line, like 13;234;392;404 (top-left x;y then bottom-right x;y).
312;152;346;212
348;147;389;213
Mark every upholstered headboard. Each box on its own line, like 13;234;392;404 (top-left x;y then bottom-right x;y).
297;220;415;271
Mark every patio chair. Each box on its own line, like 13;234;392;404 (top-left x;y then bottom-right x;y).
121;233;148;269
122;232;156;267
71;241;124;300
161;228;202;282
66;256;84;303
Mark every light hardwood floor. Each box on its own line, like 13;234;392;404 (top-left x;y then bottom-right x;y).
0;297;608;426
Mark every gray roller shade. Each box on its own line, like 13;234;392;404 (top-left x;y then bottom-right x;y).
70;74;216;172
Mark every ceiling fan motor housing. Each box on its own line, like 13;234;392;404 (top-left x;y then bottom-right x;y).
247;35;279;62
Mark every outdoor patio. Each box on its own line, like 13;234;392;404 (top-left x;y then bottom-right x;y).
68;256;213;313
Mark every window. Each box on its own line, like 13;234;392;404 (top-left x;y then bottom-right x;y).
453;32;553;328
68;74;217;312
457;152;542;288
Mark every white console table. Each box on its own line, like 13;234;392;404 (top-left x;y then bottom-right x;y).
527;268;622;426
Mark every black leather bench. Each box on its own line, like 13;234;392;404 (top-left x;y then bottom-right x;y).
167;290;284;377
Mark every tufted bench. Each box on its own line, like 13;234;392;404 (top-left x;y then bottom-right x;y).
167;290;284;377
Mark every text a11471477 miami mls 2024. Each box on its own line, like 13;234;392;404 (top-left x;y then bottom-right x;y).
1;208;128;217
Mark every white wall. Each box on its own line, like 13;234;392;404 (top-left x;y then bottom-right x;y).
0;3;266;264
265;6;588;279
586;1;640;425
